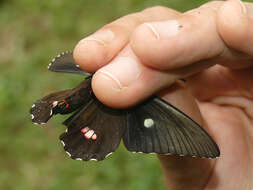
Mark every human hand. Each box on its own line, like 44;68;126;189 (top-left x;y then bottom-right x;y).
73;0;253;189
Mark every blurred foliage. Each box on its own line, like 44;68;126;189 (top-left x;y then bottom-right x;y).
0;0;238;189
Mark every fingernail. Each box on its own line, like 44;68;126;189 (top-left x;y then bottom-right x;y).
145;20;179;39
97;57;141;90
79;29;115;46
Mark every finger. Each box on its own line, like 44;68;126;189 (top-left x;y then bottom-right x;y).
156;82;217;190
73;6;180;73
130;1;225;70
130;1;253;71
92;40;217;108
216;0;253;69
92;44;177;108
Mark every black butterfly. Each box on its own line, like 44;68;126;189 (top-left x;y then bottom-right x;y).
30;51;220;161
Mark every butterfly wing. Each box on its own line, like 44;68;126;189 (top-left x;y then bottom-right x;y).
59;100;126;161
48;51;90;75
123;97;220;158
30;78;92;125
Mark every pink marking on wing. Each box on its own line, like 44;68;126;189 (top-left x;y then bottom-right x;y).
91;134;97;140
81;127;89;134
84;130;94;139
52;101;58;107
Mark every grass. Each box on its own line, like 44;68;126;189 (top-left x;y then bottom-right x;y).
0;0;224;189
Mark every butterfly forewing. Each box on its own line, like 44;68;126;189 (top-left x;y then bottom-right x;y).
60;100;126;161
123;97;220;158
48;51;90;75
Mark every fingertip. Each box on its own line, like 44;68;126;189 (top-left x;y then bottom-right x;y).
91;52;148;108
92;63;177;109
92;71;133;108
73;39;108;73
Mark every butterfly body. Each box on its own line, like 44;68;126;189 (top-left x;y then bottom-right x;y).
30;51;220;161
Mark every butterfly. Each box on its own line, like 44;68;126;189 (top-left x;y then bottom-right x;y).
30;51;220;161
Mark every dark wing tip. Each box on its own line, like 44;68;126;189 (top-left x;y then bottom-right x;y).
47;51;91;75
48;51;73;70
30;102;53;125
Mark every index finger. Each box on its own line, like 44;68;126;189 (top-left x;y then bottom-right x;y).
73;6;180;73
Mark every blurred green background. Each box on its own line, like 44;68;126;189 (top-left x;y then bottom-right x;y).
0;0;233;189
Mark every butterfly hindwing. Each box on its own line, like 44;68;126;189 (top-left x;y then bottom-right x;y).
123;97;220;158
60;100;126;161
48;51;90;75
30;78;92;125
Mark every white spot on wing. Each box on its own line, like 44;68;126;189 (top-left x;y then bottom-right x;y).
48;63;52;69
32;104;35;108
50;109;53;116
81;127;89;134
31;114;34;119
85;130;94;139
144;118;154;128
91;133;97;140
75;158;82;161
61;140;65;146
105;152;113;158
90;158;97;161
66;151;71;157
52;101;58;108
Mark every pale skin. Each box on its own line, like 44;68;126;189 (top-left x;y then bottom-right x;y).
73;0;253;189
